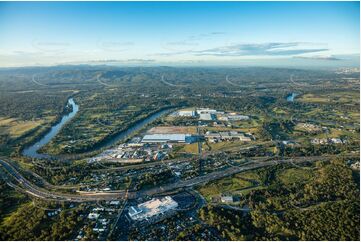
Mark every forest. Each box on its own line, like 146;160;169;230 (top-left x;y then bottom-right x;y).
197;160;359;240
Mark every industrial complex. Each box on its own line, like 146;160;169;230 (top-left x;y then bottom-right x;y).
205;131;253;143
175;107;250;122
141;133;199;143
89;107;254;164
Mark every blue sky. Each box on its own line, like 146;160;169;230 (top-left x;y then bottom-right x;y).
0;1;359;67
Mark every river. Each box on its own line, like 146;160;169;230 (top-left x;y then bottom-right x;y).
22;98;79;159
90;108;171;151
286;93;297;102
22;98;172;159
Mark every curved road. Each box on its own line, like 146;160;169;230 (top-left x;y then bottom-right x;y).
2;154;353;203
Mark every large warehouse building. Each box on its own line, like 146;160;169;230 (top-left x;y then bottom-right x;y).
178;110;196;117
128;196;178;221
199;113;216;121
141;133;197;143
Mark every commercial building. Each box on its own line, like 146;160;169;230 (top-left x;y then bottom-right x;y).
205;132;222;139
178;110;196;117
199;113;216;121
141;134;197;143
219;114;250;121
205;131;252;142
227;114;250;121
88;213;100;220
222;131;251;141
128;196;178;221
218;116;229;121
311;137;345;145
196;108;224;115
221;196;234;203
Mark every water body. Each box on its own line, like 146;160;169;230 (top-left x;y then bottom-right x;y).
286;93;297;102
88;108;172;152
22;98;172;159
22;98;79;159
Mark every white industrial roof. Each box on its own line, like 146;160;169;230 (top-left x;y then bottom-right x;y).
128;196;178;221
142;133;190;142
199;113;216;121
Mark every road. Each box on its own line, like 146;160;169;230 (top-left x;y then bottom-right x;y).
31;74;49;87
1;155;349;203
97;74;119;87
107;188;129;239
160;75;188;87
14;161;83;190
128;156;325;199
0;159;125;202
93;157;194;173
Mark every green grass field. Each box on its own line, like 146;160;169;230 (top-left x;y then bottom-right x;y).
0;116;54;139
198;173;256;201
276;168;314;186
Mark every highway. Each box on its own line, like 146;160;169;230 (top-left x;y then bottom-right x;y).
128;155;328;199
93;157;194;172
0;159;126;202
1;154;349;203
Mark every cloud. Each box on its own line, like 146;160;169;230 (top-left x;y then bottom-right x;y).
209;32;226;35
166;41;199;46
84;59;156;64
188;32;226;41
126;59;156;63
96;40;134;52
193;42;328;56
293;55;341;61
159;42;328;57
162;32;226;52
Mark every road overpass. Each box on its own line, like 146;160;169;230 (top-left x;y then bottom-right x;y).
0;154;354;202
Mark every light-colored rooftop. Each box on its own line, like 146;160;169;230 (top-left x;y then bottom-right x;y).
142;133;190;143
128;196;178;221
199;113;216;121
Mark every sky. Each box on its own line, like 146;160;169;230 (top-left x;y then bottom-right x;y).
0;1;359;68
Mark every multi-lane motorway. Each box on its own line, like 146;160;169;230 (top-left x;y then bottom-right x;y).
0;154;354;202
0;158;125;202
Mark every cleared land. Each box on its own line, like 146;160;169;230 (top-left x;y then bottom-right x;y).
0;117;54;138
198;171;261;201
147;126;197;134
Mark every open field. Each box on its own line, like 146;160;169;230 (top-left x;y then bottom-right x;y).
298;91;359;105
179;143;199;154
147;126;197;134
298;94;331;103
198;173;254;201
276;168;315;186
0;117;54;139
205;140;253;152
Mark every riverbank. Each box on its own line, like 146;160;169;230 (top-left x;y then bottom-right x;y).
22;100;176;160
22;98;79;159
286;93;298;102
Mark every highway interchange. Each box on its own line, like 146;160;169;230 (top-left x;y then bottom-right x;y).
0;154;349;203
